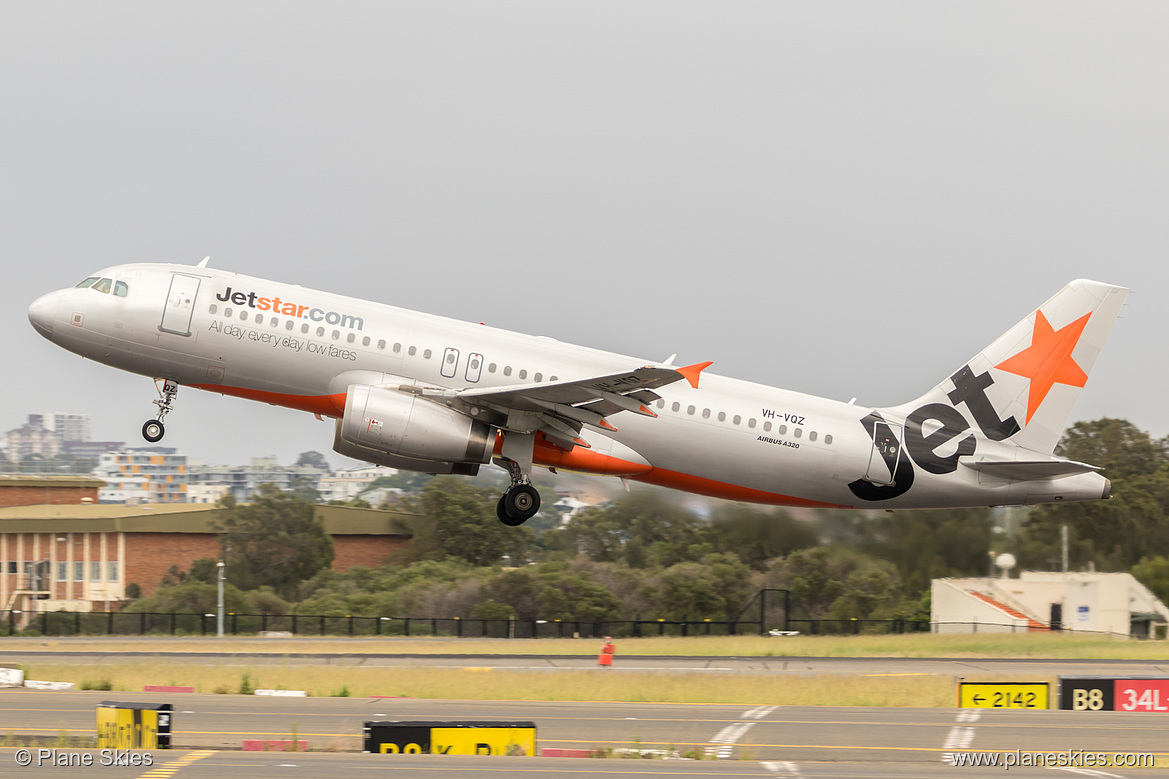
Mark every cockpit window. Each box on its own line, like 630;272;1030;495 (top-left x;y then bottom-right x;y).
114;281;128;297
75;277;98;288
92;278;113;294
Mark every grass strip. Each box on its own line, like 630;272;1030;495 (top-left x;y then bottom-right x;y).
23;661;1047;706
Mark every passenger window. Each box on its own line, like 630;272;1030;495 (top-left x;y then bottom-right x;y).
224;308;233;317
301;323;309;333
209;304;217;315
332;330;340;340
687;405;695;415
656;400;665;409
733;415;741;425
316;327;325;337
347;333;355;343
779;425;787;435
702;408;711;419
377;339;386;350
92;278;112;293
748;418;757;429
75;277;98;288
286;320;294;331
763;421;772;432
825;434;833;445
240;311;249;321
534;373;542;382
423;349;432;359
809;431;817;442
519;369;527;379
408;346;417;356
550;375;558;381
718;412;726;422
489;363;497;373
671;402;680;412
114;281;128;297
503;366;512;376
393;343;401;353
362;336;370;346
794;428;802;438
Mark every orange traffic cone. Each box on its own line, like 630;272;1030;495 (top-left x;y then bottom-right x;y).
598;637;615;667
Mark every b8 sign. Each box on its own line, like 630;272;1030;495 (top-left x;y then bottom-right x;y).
1060;678;1113;711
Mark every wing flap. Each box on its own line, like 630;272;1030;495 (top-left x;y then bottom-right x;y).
415;363;708;451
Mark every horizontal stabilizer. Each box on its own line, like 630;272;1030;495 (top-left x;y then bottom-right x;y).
961;458;1102;480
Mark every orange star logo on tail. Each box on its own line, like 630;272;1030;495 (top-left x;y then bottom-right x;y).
994;310;1091;424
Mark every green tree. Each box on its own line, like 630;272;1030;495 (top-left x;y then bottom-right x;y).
1056;418;1168;480
859;508;993;595
705;505;819;568
295;451;333;472
773;546;904;619
218;483;334;599
1132;556;1169;604
564;493;703;566
404;478;531;566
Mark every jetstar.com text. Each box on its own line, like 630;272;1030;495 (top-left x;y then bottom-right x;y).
950;749;1154;769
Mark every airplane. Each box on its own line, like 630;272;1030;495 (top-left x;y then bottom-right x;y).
28;261;1128;525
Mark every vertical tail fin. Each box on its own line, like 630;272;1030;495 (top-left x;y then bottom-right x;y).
895;279;1129;455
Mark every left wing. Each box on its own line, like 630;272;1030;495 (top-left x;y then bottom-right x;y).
405;362;713;451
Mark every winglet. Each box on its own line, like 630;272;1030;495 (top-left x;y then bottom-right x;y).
676;361;714;389
197;256;210;268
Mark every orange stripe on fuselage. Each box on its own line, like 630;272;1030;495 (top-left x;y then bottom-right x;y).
632;467;850;509
188;384;348;417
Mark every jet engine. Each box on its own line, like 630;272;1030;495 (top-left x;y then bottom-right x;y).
333;384;494;475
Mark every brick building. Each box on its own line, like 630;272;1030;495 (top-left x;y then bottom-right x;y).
0;503;410;615
0;475;103;508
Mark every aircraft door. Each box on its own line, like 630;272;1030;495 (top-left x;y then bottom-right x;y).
160;274;201;336
465;353;483;383
441;347;460;379
864;420;904;486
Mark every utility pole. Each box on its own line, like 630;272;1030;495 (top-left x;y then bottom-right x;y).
1061;525;1069;573
216;560;225;638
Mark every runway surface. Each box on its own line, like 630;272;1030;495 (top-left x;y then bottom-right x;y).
5;649;1169;677
0;690;1164;777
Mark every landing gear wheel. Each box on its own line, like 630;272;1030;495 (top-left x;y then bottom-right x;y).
497;495;525;527
500;483;540;525
142;419;165;443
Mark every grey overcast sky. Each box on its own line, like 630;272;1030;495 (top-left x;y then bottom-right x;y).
3;2;1167;468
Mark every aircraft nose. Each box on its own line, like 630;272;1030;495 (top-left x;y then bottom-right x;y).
28;291;60;338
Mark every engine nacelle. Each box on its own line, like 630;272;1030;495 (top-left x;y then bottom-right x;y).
337;384;493;470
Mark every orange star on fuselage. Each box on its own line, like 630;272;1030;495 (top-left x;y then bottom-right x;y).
994;310;1091;424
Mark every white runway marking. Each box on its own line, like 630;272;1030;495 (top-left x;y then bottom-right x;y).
941;708;980;764
742;705;778;719
706;721;756;759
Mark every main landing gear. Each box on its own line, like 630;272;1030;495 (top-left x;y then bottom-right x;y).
142;379;179;443
496;456;541;526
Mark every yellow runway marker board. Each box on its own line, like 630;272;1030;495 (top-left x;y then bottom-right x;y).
958;682;1049;709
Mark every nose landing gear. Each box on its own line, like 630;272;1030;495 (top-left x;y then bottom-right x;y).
142;379;179;443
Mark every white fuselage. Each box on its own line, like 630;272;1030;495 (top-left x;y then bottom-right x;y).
28;263;1114;510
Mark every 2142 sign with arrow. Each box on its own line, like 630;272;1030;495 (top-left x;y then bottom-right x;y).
957;682;1049;709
